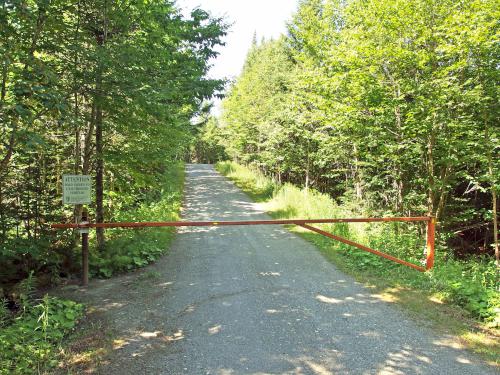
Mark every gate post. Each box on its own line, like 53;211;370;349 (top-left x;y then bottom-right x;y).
80;209;89;286
426;217;436;270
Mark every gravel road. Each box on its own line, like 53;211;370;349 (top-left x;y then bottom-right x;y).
67;164;497;374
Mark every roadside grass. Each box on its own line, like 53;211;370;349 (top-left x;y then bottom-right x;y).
216;161;500;365
216;161;275;202
0;294;84;374
54;308;115;374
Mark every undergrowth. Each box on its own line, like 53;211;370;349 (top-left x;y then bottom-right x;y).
0;273;84;374
90;163;185;278
216;161;499;326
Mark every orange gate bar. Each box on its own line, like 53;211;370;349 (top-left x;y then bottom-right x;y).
52;216;436;286
52;216;432;229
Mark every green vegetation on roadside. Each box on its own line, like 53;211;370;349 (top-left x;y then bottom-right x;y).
217;161;499;364
90;163;184;278
0;272;84;374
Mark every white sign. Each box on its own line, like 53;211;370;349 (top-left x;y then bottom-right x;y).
62;175;91;205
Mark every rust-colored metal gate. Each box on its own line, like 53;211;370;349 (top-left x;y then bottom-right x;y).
52;216;436;286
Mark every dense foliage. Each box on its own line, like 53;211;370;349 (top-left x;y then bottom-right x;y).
0;272;84;374
91;162;184;278
219;0;499;262
0;0;226;288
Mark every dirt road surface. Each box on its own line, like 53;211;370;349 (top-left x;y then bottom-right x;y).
62;164;497;374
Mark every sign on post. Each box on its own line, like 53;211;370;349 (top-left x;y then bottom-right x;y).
62;175;92;286
62;175;92;205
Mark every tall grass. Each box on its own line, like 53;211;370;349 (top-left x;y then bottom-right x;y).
216;161;499;326
216;162;276;202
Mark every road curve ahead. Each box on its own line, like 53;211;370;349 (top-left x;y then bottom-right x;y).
96;164;496;375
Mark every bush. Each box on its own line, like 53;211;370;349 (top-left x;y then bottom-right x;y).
90;162;184;278
0;237;65;290
0;295;84;374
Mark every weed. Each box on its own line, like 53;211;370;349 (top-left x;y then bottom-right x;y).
89;163;184;278
17;270;37;312
0;295;84;374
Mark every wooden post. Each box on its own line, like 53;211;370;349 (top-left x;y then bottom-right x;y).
81;209;89;286
426;217;436;270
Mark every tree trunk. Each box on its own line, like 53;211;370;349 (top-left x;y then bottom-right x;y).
492;186;498;269
95;3;108;251
426;130;436;216
394;105;404;213
95;95;105;251
0;182;4;238
73;0;83;226
0;128;16;176
353;143;363;201
1;61;7;105
74;94;82;226
305;158;310;190
485;124;499;270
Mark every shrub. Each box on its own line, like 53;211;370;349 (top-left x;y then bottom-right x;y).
89;162;184;278
0;296;84;374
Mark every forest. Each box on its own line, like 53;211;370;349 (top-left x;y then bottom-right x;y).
0;0;225;371
0;0;499;372
211;0;499;263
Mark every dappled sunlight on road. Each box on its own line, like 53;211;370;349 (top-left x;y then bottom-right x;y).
316;295;343;304
433;336;465;350
208;324;222;335
111;328;186;360
374;346;433;375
